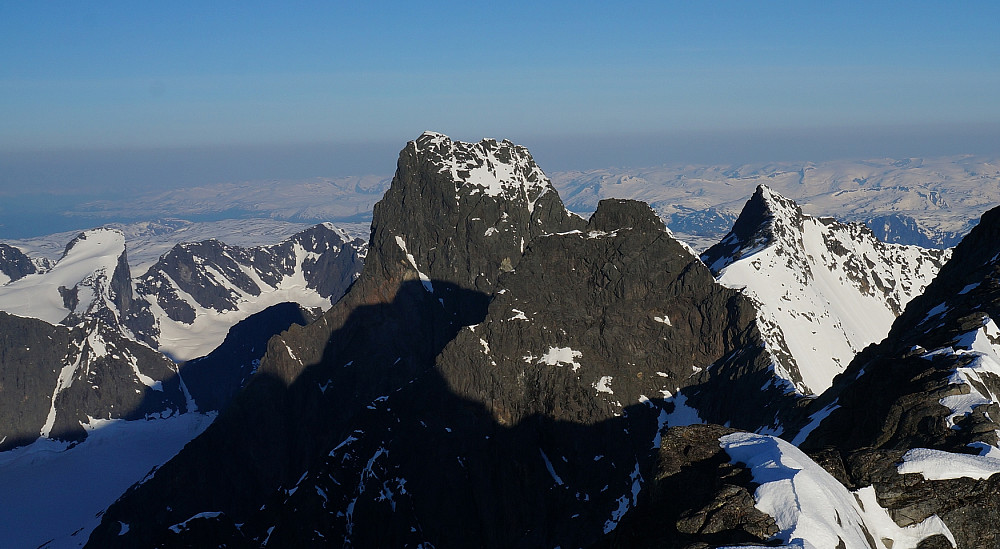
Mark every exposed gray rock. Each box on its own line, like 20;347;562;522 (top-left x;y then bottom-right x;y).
0;243;36;282
0;312;190;450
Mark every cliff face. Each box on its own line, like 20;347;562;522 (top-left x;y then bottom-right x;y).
0;311;190;451
85;132;584;546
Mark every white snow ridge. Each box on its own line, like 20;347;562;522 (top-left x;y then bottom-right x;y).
0;228;127;325
720;432;954;549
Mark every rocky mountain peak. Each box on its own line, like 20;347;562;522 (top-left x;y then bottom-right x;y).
365;132;585;300
587;198;665;233
700;186;949;396
411;131;553;212
701;184;805;273
0;243;36;284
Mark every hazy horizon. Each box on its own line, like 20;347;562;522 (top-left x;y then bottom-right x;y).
3;2;999;236
5;123;1000;196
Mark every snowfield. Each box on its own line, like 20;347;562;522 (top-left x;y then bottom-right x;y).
0;413;215;548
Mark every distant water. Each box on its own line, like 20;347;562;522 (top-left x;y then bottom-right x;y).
0;193;374;241
0;193;103;240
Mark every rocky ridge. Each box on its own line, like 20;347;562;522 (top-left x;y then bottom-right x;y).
0;311;191;451
135;222;364;360
0;223;364;450
0;132;984;548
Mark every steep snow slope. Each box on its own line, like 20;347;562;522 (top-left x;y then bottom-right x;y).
787;201;1000;548
0;229;131;326
720;431;954;548
702;186;948;394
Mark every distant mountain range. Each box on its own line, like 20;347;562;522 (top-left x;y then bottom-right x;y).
43;154;1000;255
2;133;1000;547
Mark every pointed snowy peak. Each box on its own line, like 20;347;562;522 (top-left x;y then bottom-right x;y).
701;185;804;273
700;186;948;396
0;228;137;326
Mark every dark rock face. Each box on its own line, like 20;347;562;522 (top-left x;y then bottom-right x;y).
0;243;36;282
793;203;1000;548
86;136;801;548
87;133;584;547
0;312;190;450
0;312;72;450
596;425;780;549
45;320;191;443
701;184;801;274
141;239;258;318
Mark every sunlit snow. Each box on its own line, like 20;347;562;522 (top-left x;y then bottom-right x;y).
720;432;954;549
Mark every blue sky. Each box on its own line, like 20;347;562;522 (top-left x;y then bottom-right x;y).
2;1;1000;190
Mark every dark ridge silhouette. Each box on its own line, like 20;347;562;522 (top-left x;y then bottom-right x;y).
87;279;496;547
88;280;698;548
178;301;319;412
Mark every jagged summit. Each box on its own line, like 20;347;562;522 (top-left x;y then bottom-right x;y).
701;185;803;273
366;132;584;299
411;131;553;212
76;134;990;548
701;186;948;395
84;135;795;548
